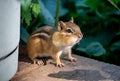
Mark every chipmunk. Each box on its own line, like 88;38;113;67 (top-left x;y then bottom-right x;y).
26;18;83;67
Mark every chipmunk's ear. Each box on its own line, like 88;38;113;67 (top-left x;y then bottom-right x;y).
69;17;74;23
58;21;66;31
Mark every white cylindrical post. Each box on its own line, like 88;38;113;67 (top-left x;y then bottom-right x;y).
0;0;20;81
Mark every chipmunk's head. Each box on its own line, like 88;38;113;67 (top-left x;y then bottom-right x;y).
52;17;83;47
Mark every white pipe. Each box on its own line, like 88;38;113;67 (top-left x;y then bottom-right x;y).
0;0;20;81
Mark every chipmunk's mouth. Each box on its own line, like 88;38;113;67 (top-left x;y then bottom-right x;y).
76;39;79;43
76;37;83;44
71;38;80;45
75;39;80;43
70;37;82;46
76;36;83;43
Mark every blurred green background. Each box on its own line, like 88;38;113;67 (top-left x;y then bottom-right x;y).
20;0;120;66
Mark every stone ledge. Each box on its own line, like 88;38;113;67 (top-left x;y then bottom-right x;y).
11;54;120;81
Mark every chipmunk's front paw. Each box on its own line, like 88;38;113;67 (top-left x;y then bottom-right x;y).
69;57;77;62
56;62;65;67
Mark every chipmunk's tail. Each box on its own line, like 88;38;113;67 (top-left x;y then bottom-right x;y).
19;44;27;54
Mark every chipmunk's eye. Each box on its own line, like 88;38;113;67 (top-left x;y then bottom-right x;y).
66;28;73;33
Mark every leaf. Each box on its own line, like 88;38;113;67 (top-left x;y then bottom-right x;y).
30;3;40;17
116;31;120;35
76;47;87;53
86;42;106;56
74;41;106;56
113;11;120;16
59;6;68;17
25;12;32;26
96;10;107;19
114;0;120;5
108;0;120;11
85;0;100;10
110;41;120;51
21;0;32;26
77;36;97;48
21;0;31;11
20;26;29;43
76;0;88;7
38;0;55;25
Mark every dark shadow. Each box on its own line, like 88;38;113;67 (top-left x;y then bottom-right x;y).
19;53;31;63
19;53;52;65
102;65;120;80
48;69;106;81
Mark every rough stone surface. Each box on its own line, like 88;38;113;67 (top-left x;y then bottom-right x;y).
11;54;120;81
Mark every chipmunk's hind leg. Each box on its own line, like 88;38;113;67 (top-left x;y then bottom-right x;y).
29;54;43;65
36;56;52;65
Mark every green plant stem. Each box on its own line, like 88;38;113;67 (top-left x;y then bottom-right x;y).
108;0;120;11
55;0;60;27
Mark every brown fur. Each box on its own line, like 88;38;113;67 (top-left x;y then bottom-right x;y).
26;18;83;67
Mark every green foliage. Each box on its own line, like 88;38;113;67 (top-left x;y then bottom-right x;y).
21;0;40;26
30;3;40;17
108;0;120;11
86;42;106;56
109;33;120;52
85;0;100;10
110;41;120;51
